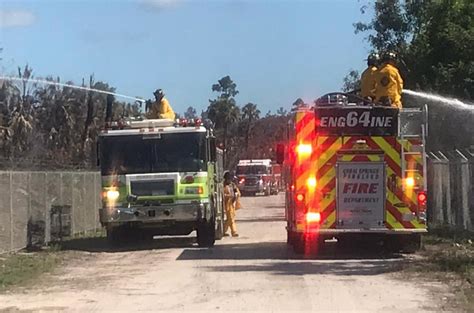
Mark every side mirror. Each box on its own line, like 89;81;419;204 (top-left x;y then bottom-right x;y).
276;143;285;165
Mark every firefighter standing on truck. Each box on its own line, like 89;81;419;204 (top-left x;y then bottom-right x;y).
360;53;379;100
223;171;240;237
147;89;176;120
374;52;404;108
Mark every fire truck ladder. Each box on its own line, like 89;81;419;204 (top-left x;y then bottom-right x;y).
399;107;428;191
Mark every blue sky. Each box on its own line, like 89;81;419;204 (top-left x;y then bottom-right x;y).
0;0;372;114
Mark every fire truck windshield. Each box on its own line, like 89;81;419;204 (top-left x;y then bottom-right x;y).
99;132;207;175
236;165;269;175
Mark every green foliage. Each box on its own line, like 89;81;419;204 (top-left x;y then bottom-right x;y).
0;66;139;169
291;98;304;112
342;69;361;92
352;0;474;150
276;107;287;116
184;106;197;119
0;251;61;291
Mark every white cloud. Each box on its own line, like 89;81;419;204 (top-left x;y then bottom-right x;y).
0;9;36;28
140;0;182;10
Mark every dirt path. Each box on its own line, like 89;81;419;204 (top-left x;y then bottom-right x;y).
0;195;450;312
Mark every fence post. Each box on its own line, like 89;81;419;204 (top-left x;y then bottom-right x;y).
443;163;453;225
433;162;444;224
460;161;471;230
9;172;13;251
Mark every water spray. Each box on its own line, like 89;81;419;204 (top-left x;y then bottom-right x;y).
0;76;146;103
403;89;473;110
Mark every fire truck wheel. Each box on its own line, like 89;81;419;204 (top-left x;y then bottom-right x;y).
292;236;306;254
197;219;216;247
106;226;123;245
286;230;295;245
402;234;422;253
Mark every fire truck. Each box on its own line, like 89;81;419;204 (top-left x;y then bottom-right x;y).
236;159;278;196
97;117;225;247
276;93;428;253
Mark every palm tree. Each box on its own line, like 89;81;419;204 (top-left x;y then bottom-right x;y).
242;103;260;154
207;76;241;167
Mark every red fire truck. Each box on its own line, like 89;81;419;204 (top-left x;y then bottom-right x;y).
276;93;428;253
236;159;279;196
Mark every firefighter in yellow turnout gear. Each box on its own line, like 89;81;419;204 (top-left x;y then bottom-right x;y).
360;53;379;100
147;89;176;120
223;171;240;237
374;52;404;108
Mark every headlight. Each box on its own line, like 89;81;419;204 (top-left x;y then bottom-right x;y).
185;186;204;194
105;190;120;201
404;177;415;188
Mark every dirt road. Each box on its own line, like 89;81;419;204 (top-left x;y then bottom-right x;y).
0;194;448;312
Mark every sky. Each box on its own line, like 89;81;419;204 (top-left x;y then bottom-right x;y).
0;0;372;114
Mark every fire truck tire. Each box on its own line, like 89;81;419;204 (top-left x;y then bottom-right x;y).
292;236;306;254
286;230;295;245
106;226;123;245
402;234;421;253
197;219;216;247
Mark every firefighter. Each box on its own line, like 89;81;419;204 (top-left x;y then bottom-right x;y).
223;171;240;237
374;51;404;108
360;53;379;100
146;89;176;120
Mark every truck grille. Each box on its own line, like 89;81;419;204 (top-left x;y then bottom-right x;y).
245;177;258;186
131;180;175;196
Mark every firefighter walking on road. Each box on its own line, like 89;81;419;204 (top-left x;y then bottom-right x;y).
374;52;404;108
146;89;176;120
223;171;240;237
360;53;379;100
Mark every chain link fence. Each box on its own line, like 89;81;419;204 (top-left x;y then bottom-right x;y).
0;171;101;253
427;149;474;231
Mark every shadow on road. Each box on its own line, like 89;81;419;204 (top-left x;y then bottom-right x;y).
203;260;402;276
177;241;404;261
177;241;406;276
237;216;285;223
60;236;196;253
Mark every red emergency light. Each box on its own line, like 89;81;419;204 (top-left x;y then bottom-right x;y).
296;143;312;156
417;191;427;208
306;212;321;223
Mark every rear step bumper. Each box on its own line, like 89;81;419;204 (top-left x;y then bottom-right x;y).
290;227;427;235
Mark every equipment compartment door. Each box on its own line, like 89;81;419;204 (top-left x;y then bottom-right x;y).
336;162;385;229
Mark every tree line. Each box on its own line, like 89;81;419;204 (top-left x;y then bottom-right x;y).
0;67;289;170
1;0;471;170
343;0;473;151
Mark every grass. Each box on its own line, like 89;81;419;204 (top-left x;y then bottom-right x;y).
0;246;62;292
406;228;474;311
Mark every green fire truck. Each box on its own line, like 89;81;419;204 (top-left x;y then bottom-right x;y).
97;118;224;247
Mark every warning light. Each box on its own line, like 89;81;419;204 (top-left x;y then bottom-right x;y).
296;143;312;156
104;190;119;201
307;177;317;189
306;212;321;223
417;191;427;207
405;177;415;188
296;193;304;202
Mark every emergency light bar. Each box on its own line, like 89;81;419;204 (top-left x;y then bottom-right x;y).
237;159;272;166
104;117;207;131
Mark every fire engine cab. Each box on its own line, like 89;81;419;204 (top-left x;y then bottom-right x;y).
236;159;278;196
276;93;428;253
